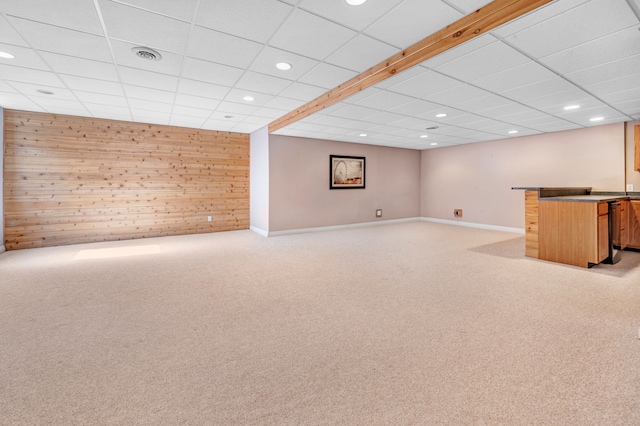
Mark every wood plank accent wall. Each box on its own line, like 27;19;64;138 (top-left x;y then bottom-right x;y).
634;125;639;172
3;110;249;250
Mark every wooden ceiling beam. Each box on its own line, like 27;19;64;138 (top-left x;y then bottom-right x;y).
269;0;553;133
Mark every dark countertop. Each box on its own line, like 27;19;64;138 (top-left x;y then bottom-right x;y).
512;187;640;202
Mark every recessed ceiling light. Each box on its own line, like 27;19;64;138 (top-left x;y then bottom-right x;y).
564;104;580;110
359;133;367;137
345;0;367;5
435;113;447;118
243;96;255;101
224;115;234;119
131;46;162;61
430;142;438;146
420;135;429;138
508;130;518;134
0;51;15;59
36;89;55;95
276;62;292;71
590;116;604;122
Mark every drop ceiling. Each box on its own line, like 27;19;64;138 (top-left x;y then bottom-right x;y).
0;0;639;150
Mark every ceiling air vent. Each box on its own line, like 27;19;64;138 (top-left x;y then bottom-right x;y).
132;46;162;61
425;126;439;130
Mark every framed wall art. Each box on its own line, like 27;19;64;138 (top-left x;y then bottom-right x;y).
330;155;365;189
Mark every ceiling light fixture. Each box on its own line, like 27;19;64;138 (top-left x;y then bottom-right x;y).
564;104;580;110
243;96;255;101
131;46;162;61
346;0;367;5
508;130;518;134
0;51;15;59
420;135;429;138
276;62;292;71
430;142;438;146
435;113;447;118
359;133;367;137
36;89;55;95
590;116;604;122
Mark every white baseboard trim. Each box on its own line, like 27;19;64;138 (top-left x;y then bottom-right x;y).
249;226;269;237
266;217;422;237
421;217;525;234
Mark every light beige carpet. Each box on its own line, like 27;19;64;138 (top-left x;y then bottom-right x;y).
1;222;639;425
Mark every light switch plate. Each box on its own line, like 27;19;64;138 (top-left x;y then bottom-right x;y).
627;184;634;192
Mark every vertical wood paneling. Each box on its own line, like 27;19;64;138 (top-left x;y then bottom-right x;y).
3;110;249;250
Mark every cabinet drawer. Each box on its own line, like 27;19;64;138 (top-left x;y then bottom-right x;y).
598;202;608;215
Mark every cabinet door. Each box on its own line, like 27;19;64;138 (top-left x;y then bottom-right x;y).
629;201;640;248
620;200;628;250
598;208;609;263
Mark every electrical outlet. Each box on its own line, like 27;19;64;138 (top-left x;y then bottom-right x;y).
376;209;382;218
454;209;463;218
207;216;212;222
627;184;634;192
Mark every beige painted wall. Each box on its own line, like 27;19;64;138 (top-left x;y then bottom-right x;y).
421;123;626;229
269;135;421;232
626;121;640;191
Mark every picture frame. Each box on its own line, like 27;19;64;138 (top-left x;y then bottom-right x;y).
330;155;366;189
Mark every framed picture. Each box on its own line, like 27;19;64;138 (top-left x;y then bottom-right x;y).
330;155;365;189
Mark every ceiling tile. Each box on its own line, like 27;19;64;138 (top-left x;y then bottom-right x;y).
328;104;379;120
325;34;399;73
77;84;125;108
216;101;259;116
0;92;45;111
263;96;305;111
170;115;208;129
354;90;415;111
269;9;357;60
248;46;319;81
177;79;230;100
585;72;640;99
0;15;28;47
360;111;408;125
278;82;326;102
426;84;492;106
39;52;118;81
493;0;591;38
98;0;191;53
131;110;170;124
0;0;104;35
83;102;131;116
181;57;243;87
364;0;463;48
223;89;273;106
444;0;493;13
298;0;403;31
0;64;64;87
6;17;112;62
472;61;557;93
123;84;175;103
387;70;462;99
503;0;638;58
422;34;496;69
298;62;358;89
234;71;292;96
118;66;179;91
388;99;442;117
171;104;213;119
186;26;263;69
434;40;530;82
113;0;199;22
129;98;172;113
7;81;77;100
501;77;583;104
174;94;220;110
110;40;183;76
75;91;128;107
0;43;49;70
541;26;640;75
196;0;292;43
565;54;640;87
